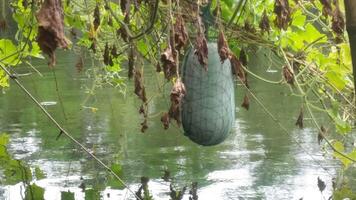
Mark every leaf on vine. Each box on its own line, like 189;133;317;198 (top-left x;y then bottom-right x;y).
217;30;230;63
161;112;170;130
230;54;248;87
75;56;84;73
241;94;250;110
317;177;326;193
161;44;177;80
174;16;188;51
318;125;326;145
134;69;147;102
283;65;294;85
319;0;332;17
36;0;69;66
259;10;270;34
93;4;100;31
169;79;186;126
239;48;248;66
194;33;208;70
331;5;345;36
274;0;291;30
295;108;303;129
128;46;135;79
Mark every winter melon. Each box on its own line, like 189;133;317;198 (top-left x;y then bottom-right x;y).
181;42;235;146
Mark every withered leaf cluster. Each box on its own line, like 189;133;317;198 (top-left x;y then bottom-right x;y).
318;125;326;145
103;43;119;66
218;31;230;63
36;0;69;66
161;79;186;129
331;4;345;37
134;69;147;103
230;54;248;87
319;0;332;17
259;10;270;34
174;16;188;52
274;0;291;30
295;108;304;129
168;79;186;126
160;44;177;80
93;4;100;31
282;65;294;85
194;33;208;70
117;27;128;42
128;46;136;79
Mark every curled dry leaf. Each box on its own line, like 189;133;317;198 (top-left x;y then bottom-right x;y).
141;119;148;133
295;108;303;129
134;69;147;102
241;94;250;110
194;33;208;70
103;43;113;66
318;125;326;145
274;0;291;30
217;30;230;63
230;54;248;87
161;112;170;129
128;46;136;79
317;177;326;193
156;63;162;73
283;65;294;85
174;16;188;51
319;0;332;17
93;4;100;31
169;79;186;126
331;6;345;36
160;44;177;80
36;0;69;66
259;10;270;34
117;27;128;42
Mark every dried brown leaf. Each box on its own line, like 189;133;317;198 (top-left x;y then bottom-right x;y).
319;0;332;17
318;125;326;145
141;119;148;133
174;16;188;51
134;69;147;102
36;0;69;66
128;46;136;79
160;44;177;80
0;19;7;31
331;6;345;36
111;45;118;58
283;65;294;85
169;79;186;126
230;54;248;87
217;30;230;63
156;63;162;73
274;0;291;30
161;112;170;130
93;4;100;30
295;108;303;129
259;10;270;34
117;27;128;42
239;48;248;66
241;94;250;110
103;43;111;65
194;33;208;70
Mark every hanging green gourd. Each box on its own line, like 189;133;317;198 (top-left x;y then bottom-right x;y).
181;2;235;146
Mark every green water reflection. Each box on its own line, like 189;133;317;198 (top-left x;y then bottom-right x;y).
0;42;351;199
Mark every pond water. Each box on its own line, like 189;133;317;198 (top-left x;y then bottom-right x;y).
0;43;349;200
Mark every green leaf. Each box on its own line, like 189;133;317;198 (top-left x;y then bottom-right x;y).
0;39;20;66
25;184;45;200
0;133;9;146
